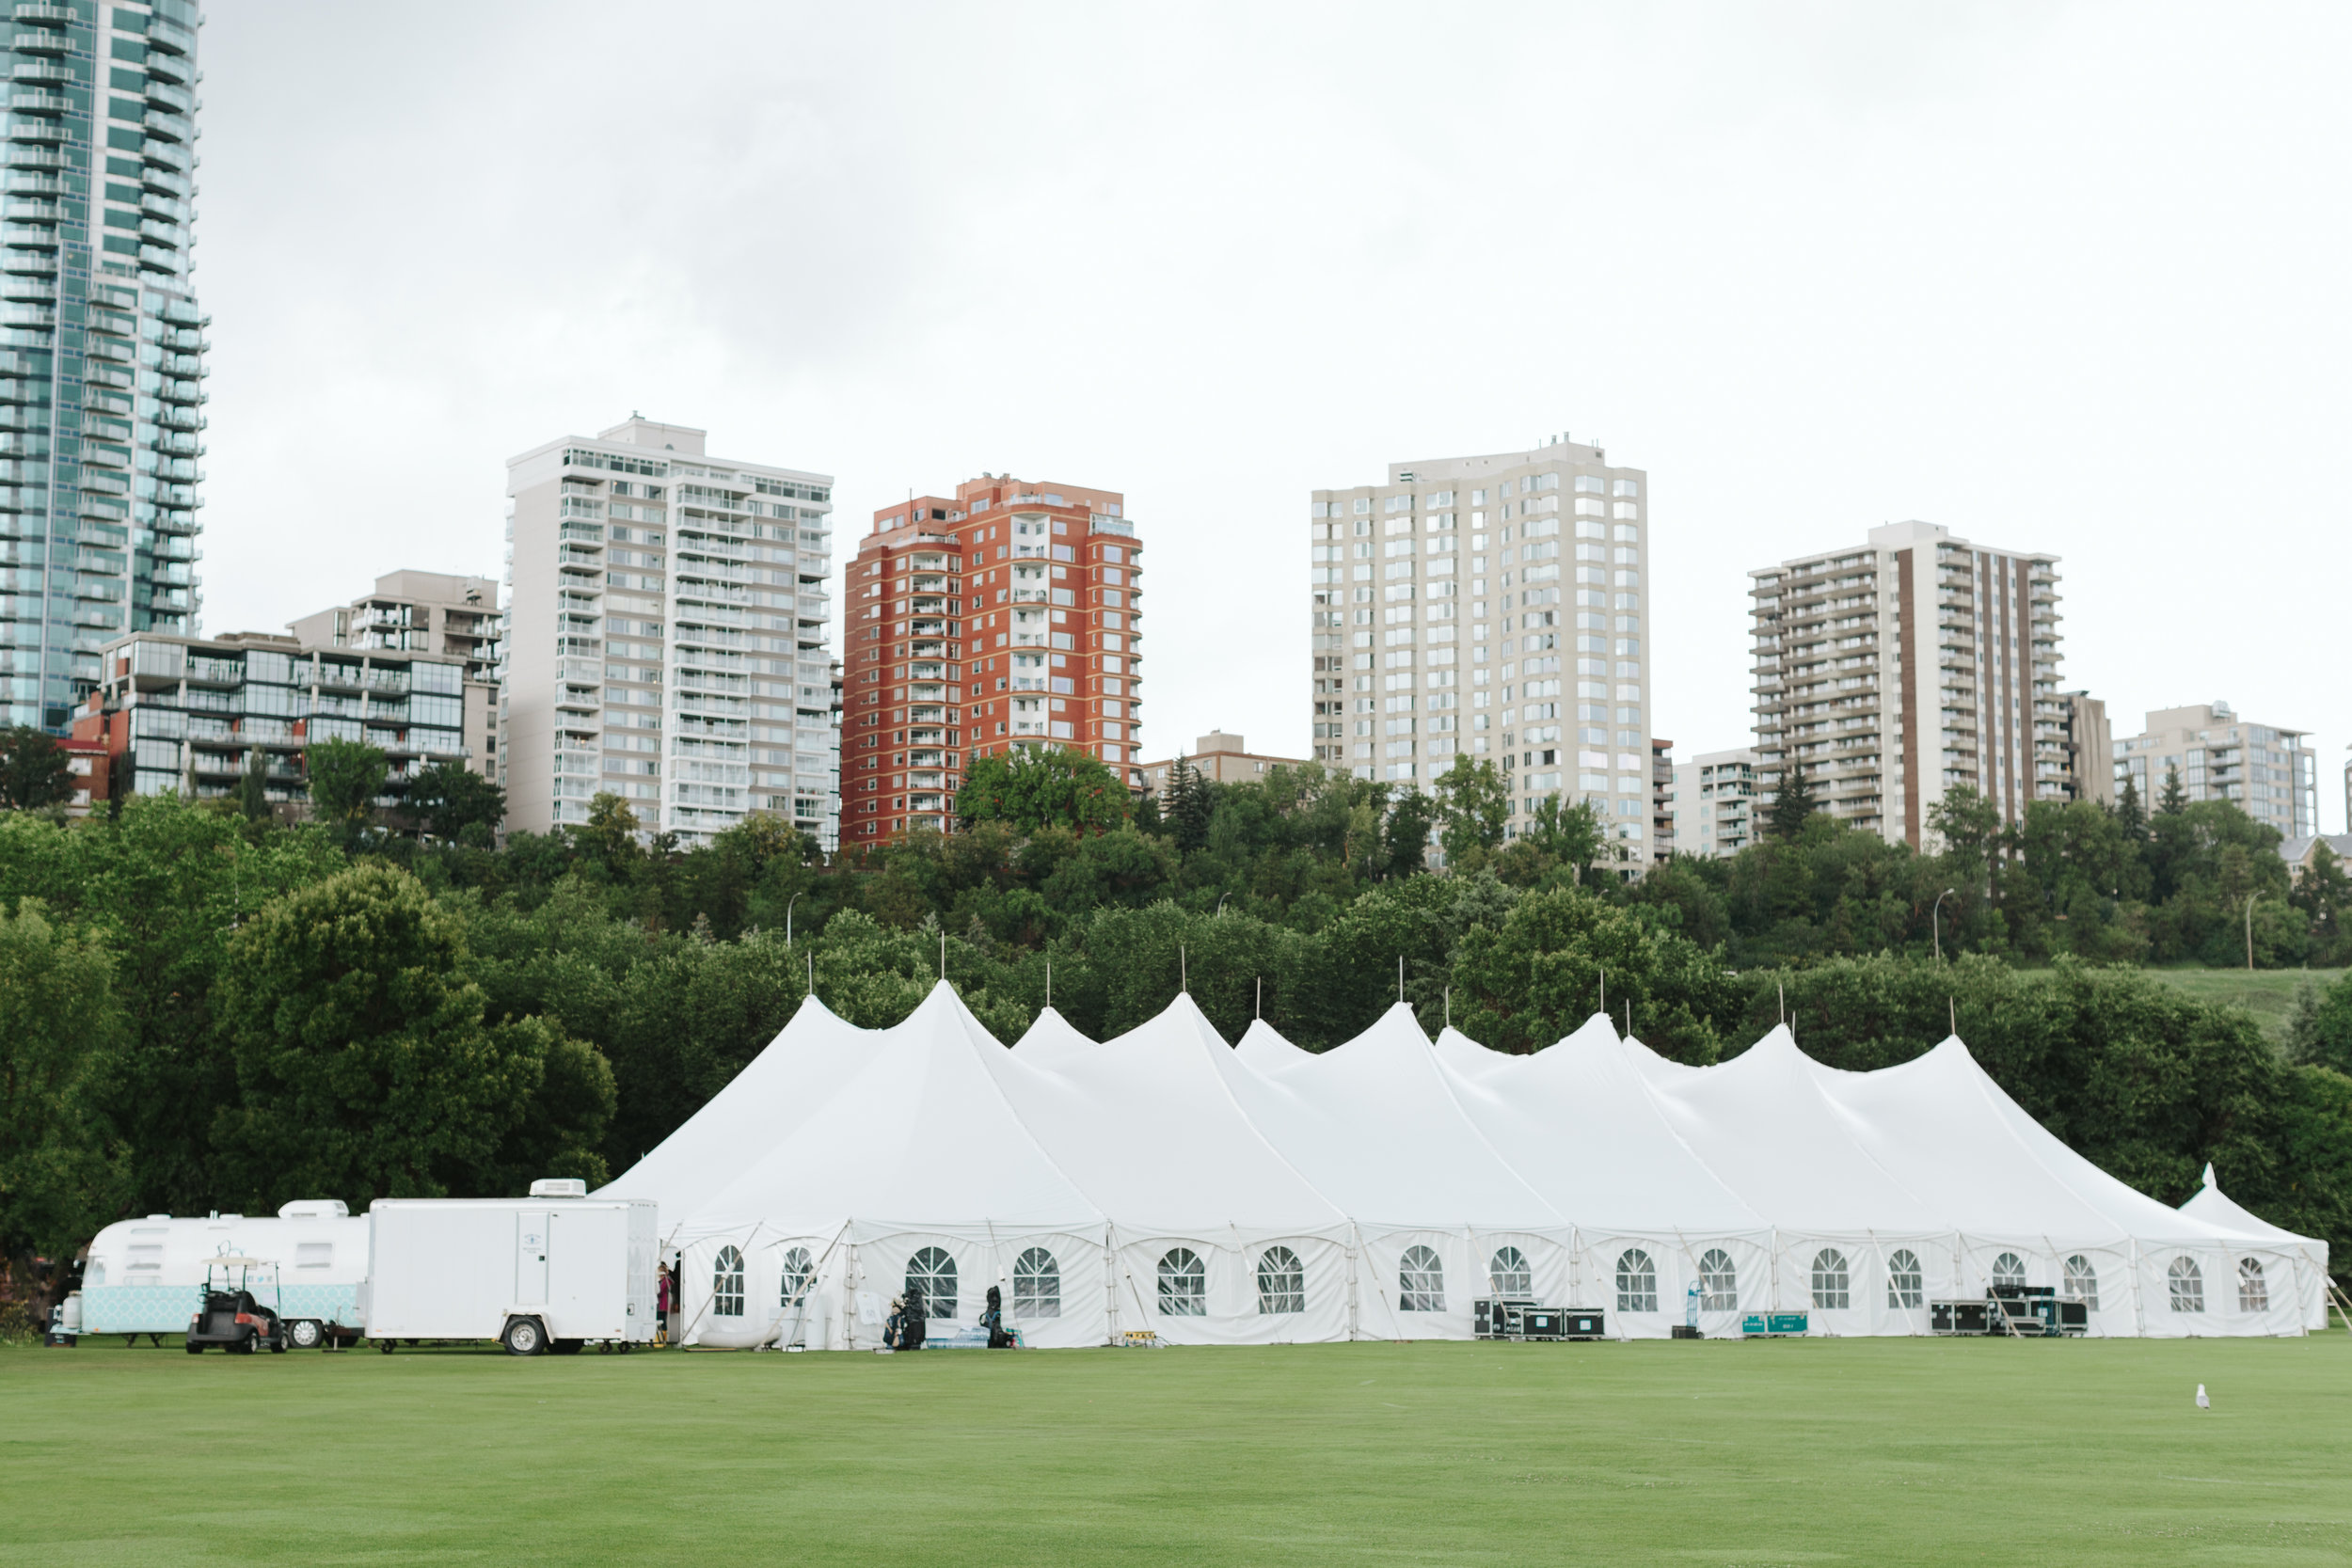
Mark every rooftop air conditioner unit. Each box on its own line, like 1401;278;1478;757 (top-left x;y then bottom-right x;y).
529;1178;589;1199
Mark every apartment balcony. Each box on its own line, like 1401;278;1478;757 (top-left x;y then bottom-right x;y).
143;138;190;174
6;117;66;144
9;28;66;55
8;89;70;116
147;13;194;54
144;80;194;116
137;244;183;272
142;110;193;143
8;57;67;87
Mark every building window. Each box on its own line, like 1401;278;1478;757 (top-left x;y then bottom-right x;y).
1014;1246;1060;1319
1809;1248;1850;1310
1399;1245;1446;1312
1257;1246;1305;1315
1886;1249;1924;1310
2167;1256;2204;1314
1488;1246;1532;1297
1615;1248;1657;1313
907;1246;957;1319
1698;1248;1737;1311
1158;1247;1206;1316
712;1245;745;1318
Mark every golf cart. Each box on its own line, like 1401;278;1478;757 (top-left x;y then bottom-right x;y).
184;1257;287;1354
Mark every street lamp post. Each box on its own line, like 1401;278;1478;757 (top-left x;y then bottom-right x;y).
787;891;803;948
2245;893;2259;972
1932;887;1957;962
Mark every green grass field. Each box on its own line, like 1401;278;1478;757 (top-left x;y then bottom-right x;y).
5;1337;2350;1565
2013;967;2345;1048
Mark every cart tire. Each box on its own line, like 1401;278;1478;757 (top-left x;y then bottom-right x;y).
229;1332;254;1355
269;1336;287;1354
501;1316;547;1357
287;1319;323;1351
185;1342;201;1354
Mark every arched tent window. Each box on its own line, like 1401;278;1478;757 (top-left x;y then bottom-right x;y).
1615;1249;1657;1314
1698;1249;1736;1312
2237;1257;2268;1314
1399;1246;1446;1312
1257;1247;1305;1315
1886;1249;1924;1310
1991;1252;2027;1291
778;1246;814;1310
2063;1256;2100;1309
712;1245;745;1318
1158;1247;1206;1316
1809;1248;1849;1310
1013;1247;1060;1319
2167;1255;2204;1313
1488;1246;1533;1297
907;1246;957;1319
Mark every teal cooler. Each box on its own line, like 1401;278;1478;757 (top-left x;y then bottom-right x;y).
1740;1312;1809;1337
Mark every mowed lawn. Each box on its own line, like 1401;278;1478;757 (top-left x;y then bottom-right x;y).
4;1337;2350;1566
2133;967;2345;1045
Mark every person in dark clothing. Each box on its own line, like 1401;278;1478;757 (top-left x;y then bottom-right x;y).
983;1284;1013;1348
882;1294;907;1351
902;1283;927;1350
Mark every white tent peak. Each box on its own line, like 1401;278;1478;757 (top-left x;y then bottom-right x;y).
2201;1162;2218;1189
1011;1005;1094;1066
1235;1017;1311;1074
1434;1024;1510;1077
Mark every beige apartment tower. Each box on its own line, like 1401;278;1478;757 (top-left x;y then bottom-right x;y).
1750;521;2077;848
502;419;838;847
1311;436;1653;863
2113;702;2316;836
289;570;501;783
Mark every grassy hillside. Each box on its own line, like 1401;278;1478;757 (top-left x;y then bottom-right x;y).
6;1337;2349;1564
2137;967;2344;1047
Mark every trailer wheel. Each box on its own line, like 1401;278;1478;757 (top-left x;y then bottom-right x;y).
501;1316;547;1357
379;1338;394;1354
286;1319;323;1351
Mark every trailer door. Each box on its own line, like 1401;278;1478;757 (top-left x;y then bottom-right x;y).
516;1212;550;1305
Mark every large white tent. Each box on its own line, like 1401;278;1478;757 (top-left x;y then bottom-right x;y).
607;983;2330;1347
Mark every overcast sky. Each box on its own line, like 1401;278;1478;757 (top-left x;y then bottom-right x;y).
193;2;2350;832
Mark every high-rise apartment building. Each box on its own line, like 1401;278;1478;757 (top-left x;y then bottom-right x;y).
1310;436;1652;860
502;420;836;847
290;570;501;783
2;1;207;733
842;475;1143;842
1750;520;2071;848
2112;702;2316;837
1666;747;1760;859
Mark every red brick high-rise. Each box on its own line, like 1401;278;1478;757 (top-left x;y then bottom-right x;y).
842;474;1143;842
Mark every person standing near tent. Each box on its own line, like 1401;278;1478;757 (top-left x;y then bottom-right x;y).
655;1262;673;1347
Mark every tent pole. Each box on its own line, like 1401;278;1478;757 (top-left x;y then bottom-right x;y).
806;952;814;999
1398;955;1404;1006
1256;976;1262;1019
1181;944;1187;993
1949;996;1956;1037
940;931;946;983
1046;959;1052;1010
1444;987;1451;1029
1599;967;1605;1017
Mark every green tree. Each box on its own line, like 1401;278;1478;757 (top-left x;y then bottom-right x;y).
0;900;131;1293
956;745;1131;835
1495;794;1603;886
0;796;346;1215
405;760;506;846
1378;788;1435;880
2300;969;2352;1077
211;863;611;1207
2291;841;2352;966
1433;754;1509;866
2156;764;2188;816
305;737;388;841
1766;761;1820;841
575;791;646;877
236;748;271;823
0;725;72;811
1158;754;1213;852
1450;885;1737;1059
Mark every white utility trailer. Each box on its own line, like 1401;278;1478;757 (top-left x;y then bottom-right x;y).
79;1201;369;1349
359;1180;658;1355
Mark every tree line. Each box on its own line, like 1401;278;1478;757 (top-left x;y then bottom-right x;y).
2;739;2349;1316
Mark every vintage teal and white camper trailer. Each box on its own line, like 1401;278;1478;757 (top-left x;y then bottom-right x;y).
80;1200;369;1348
